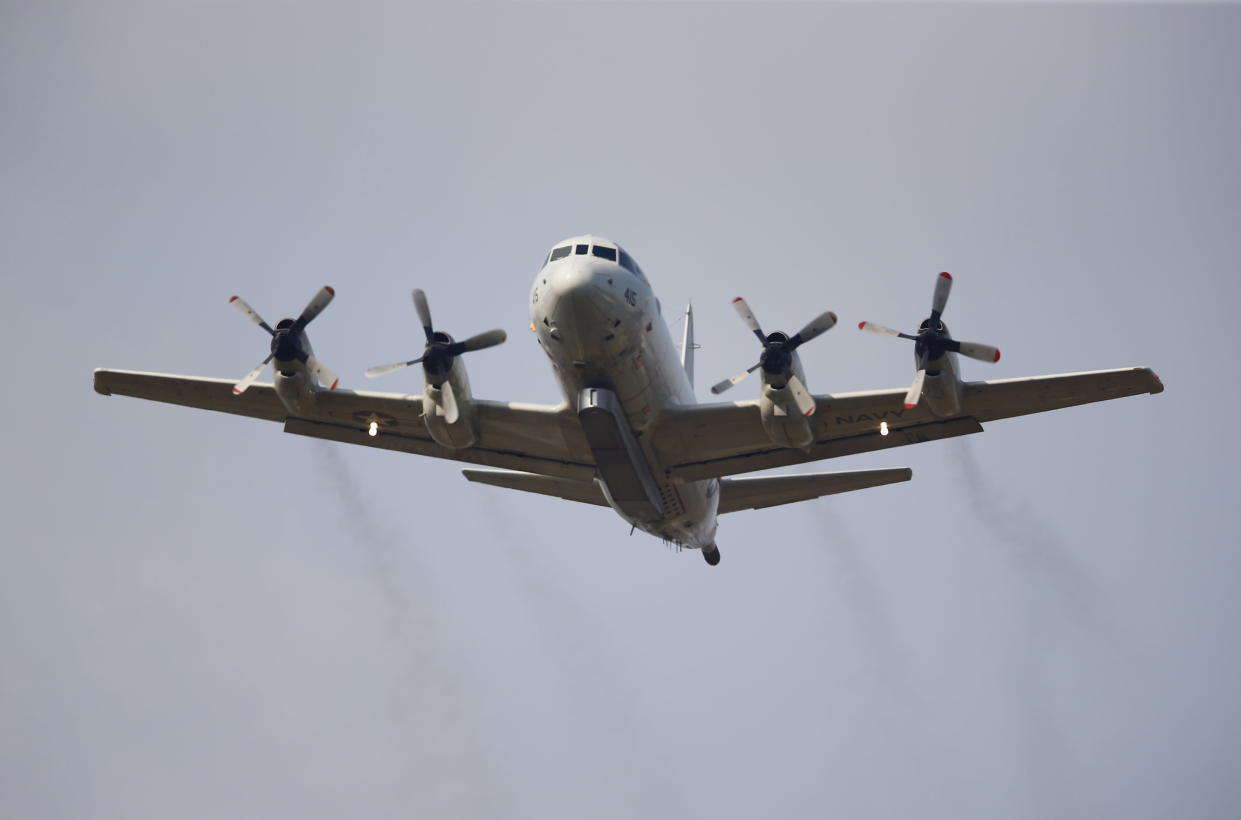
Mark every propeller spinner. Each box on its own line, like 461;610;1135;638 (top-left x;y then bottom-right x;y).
229;286;339;395
710;297;837;416
365;288;507;380
858;272;1000;409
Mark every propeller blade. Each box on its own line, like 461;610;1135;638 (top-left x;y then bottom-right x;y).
710;363;761;395
233;354;273;395
229;295;274;335
787;374;816;417
457;328;507;353
903;369;926;409
952;340;1001;363
731;297;766;343
442;380;460;425
365;358;423;378
295;286;335;329
789;311;837;348
412;289;434;342
858;321;917;340
931;272;952;316
307;356;339;390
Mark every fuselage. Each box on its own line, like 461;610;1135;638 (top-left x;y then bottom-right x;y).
530;235;719;551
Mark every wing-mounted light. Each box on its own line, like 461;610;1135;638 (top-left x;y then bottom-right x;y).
366;288;506;449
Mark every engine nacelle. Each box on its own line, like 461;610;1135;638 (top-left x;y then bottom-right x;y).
272;331;324;417
759;384;814;449
422;360;478;449
919;343;965;419
757;355;814;449
274;370;319;417
920;370;964;418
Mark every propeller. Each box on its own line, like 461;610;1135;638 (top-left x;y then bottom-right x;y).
229;286;339;395
710;297;837;417
365;288;507;380
858;272;1000;409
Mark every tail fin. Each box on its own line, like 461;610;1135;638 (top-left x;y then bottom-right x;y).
680;303;694;388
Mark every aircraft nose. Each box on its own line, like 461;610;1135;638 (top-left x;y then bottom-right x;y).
547;259;618;311
542;260;626;358
552;260;598;295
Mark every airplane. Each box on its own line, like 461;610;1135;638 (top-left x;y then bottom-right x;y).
94;235;1163;565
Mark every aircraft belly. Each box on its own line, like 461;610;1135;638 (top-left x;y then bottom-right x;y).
536;263;711;546
573;385;715;537
576;345;716;547
553;346;714;545
577;386;664;521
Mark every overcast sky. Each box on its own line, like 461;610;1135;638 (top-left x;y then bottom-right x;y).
3;2;1239;819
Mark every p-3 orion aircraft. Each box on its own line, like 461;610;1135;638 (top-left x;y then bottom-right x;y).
94;235;1163;565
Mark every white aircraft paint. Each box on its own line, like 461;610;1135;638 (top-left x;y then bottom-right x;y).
531;235;721;559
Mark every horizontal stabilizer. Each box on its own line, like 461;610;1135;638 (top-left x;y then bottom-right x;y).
463;469;609;508
718;467;912;514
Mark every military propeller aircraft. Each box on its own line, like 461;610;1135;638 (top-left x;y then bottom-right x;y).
94;235;1162;565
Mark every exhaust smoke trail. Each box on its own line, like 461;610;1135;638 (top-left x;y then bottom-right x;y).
314;444;419;642
312;444;501;819
476;495;687;818
947;438;1110;634
947;438;1106;817
807;501;945;789
810;503;908;688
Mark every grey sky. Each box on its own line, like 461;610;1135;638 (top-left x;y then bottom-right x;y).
3;2;1239;818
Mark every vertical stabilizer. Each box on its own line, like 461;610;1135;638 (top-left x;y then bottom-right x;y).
681;303;695;388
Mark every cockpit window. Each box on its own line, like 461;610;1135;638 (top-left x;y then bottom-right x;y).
575;244;589;255
592;246;617;262
549;245;571;262
618;248;646;280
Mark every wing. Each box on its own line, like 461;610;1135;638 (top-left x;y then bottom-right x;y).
654;367;1163;481
94;369;596;481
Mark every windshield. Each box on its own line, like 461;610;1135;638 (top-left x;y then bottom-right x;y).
544;241;645;280
617;248;646;280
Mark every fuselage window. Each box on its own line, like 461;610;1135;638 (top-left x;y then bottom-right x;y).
549;245;572;262
575;244;589;255
592;246;618;262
